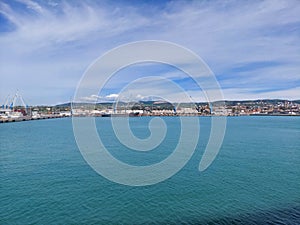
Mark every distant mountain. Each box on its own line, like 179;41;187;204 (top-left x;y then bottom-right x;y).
54;99;300;108
55;102;71;107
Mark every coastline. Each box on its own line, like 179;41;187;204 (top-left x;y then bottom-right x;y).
1;113;299;124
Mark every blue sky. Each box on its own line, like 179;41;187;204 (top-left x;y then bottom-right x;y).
0;0;299;105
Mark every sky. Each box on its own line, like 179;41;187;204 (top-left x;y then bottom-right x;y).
0;0;299;105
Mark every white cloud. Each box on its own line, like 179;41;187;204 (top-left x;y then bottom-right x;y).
222;87;300;101
106;93;119;99
80;93;120;103
16;0;44;13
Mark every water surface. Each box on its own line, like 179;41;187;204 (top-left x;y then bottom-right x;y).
1;116;300;224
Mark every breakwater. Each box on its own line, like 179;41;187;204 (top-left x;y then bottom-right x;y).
0;115;69;123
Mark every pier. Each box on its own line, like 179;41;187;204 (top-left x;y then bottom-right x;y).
0;115;69;123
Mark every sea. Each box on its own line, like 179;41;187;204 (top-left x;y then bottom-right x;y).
1;116;300;224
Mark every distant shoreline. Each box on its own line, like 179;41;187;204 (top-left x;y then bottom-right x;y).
1;114;300;124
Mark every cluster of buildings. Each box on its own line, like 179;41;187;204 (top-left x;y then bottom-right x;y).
1;100;299;122
42;100;300;117
224;100;300;116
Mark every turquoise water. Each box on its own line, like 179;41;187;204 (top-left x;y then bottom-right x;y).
1;116;300;224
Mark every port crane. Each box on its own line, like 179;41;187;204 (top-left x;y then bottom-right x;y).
1;91;29;115
189;95;212;114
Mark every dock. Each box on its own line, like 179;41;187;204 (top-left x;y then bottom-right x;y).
0;115;69;123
